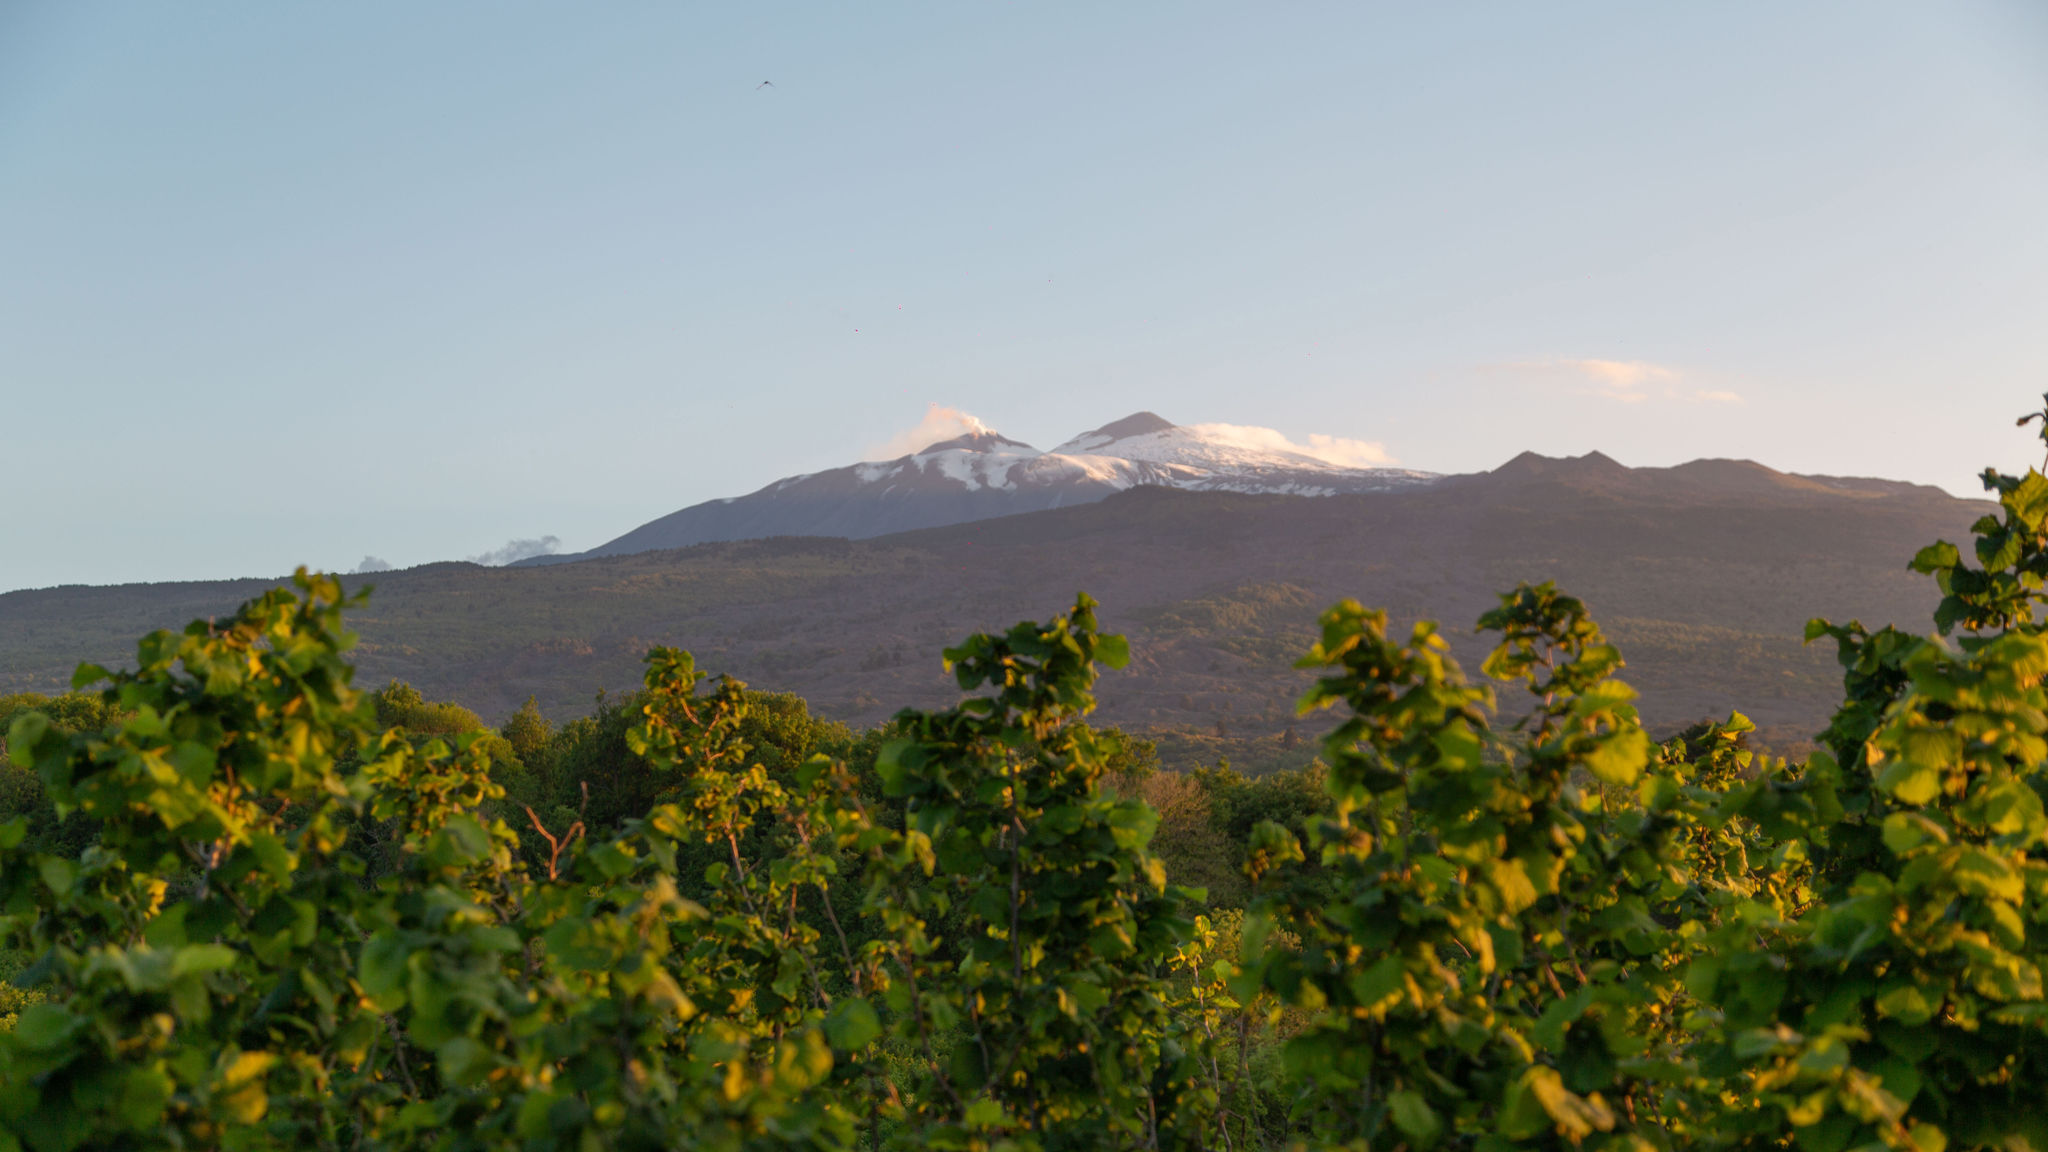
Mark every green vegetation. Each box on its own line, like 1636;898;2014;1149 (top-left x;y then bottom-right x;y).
2;408;2047;1149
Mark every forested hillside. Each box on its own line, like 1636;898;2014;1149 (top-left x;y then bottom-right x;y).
0;453;1979;759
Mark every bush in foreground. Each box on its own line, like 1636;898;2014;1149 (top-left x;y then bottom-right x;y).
4;406;2048;1150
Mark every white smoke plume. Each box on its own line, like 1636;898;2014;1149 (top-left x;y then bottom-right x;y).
468;536;561;566
1303;432;1398;468
867;405;990;461
352;556;393;574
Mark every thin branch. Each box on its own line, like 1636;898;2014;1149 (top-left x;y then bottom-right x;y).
522;806;583;881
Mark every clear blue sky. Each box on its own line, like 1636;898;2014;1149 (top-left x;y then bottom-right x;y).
3;2;2044;590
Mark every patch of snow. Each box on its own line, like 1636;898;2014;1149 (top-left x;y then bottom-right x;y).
836;416;1441;499
1016;453;1138;487
930;450;988;491
1085;427;1341;473
1053;431;1113;455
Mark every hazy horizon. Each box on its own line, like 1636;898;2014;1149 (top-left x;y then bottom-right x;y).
4;2;2044;591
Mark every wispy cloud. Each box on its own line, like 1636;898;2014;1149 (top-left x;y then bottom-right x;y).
469;536;561;566
1509;358;1743;407
1559;358;1675;403
1186;423;1397;467
868;405;990;460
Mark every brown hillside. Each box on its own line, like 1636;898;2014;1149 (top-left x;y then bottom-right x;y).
0;454;1984;759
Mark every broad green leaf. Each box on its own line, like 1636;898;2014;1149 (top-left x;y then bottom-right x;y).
5;712;49;771
359;931;412;1009
8;1003;80;1051
247;830;295;879
963;1098;1007;1128
36;856;76;897
1877;758;1943;806
1882;812;1948;855
1346;955;1407;1014
1094;633;1131;670
1388;1090;1442;1142
824;996;881;1051
1911;541;1962;573
1874;982;1938;1026
1581;725;1649;786
171;944;239;978
436;1036;498;1087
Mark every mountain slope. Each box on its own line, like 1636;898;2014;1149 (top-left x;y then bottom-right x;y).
556;412;1435;562
0;451;1983;757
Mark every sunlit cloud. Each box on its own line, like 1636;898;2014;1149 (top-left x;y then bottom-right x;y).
868;405;990;460
1186;423;1398;467
1558;358;1676;403
1503;358;1740;407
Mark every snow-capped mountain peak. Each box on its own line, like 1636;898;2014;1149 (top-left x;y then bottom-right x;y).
563;412;1438;562
1052;411;1179;454
911;428;1037;456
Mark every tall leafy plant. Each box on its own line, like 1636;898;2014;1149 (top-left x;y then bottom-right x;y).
867;595;1208;1151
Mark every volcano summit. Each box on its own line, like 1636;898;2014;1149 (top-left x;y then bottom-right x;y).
541;413;1437;563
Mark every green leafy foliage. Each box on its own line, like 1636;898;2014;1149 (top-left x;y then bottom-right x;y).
6;401;2048;1150
864;595;1209;1149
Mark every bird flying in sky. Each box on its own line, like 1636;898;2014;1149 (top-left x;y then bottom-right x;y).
757;80;774;89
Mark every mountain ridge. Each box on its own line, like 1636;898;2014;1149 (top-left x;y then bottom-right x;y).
0;449;1989;761
530;412;1436;564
